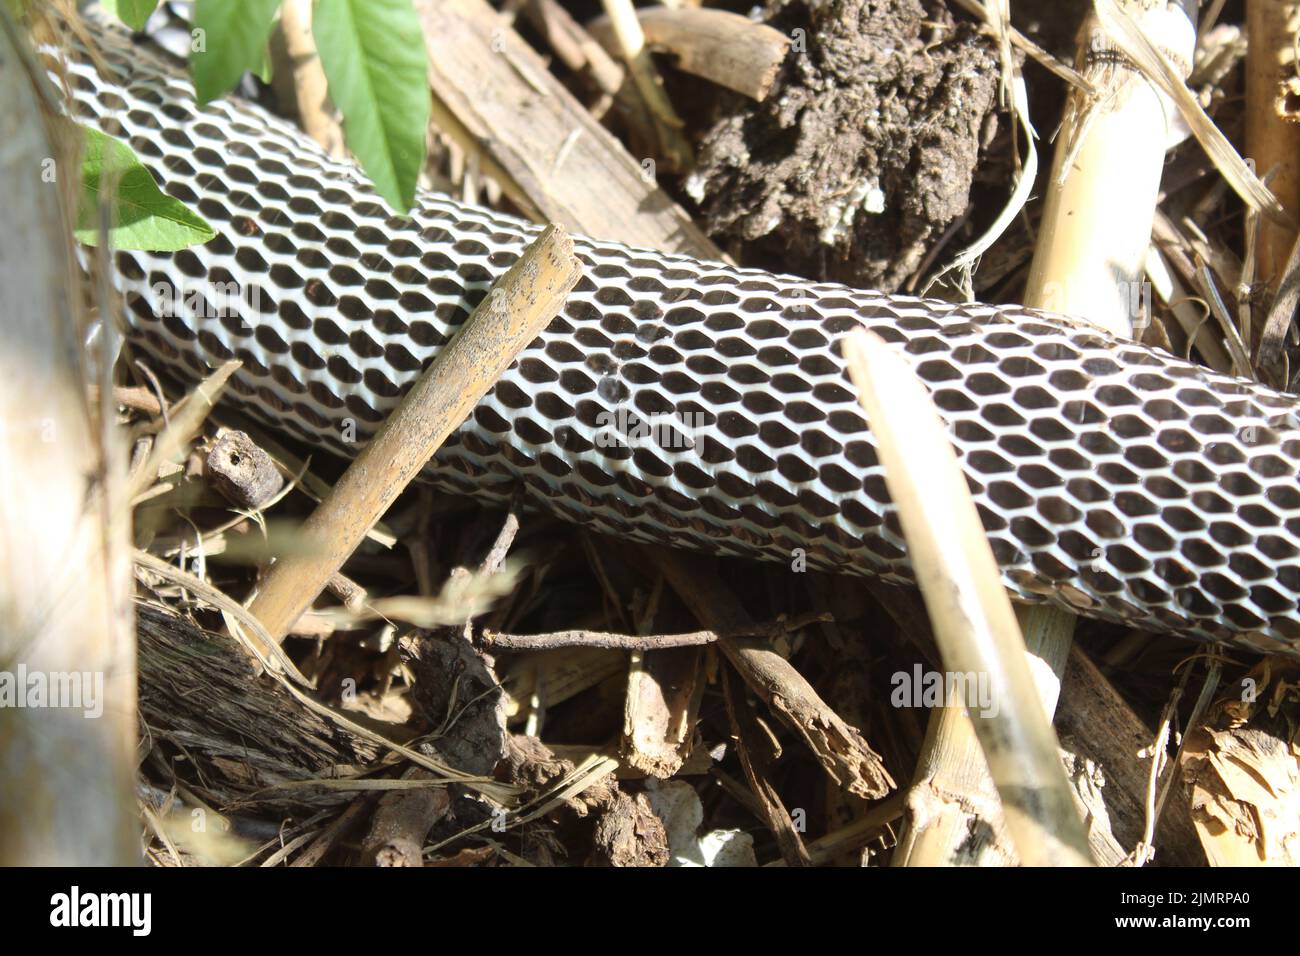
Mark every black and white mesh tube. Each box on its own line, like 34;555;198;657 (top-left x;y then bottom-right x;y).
58;16;1300;654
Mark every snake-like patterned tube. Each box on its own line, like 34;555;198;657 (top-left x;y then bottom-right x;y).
60;17;1300;654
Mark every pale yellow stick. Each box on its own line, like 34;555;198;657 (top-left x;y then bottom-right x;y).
843;329;1094;867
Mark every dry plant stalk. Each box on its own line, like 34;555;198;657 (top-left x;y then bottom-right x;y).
1094;0;1288;224
992;0;1196;864
843;330;1094;867
0;8;136;864
248;224;582;644
1028;0;1195;337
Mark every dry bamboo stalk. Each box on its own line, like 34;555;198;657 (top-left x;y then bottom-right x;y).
586;5;791;101
1246;1;1300;285
247;224;582;644
843;330;1094;867
891;690;1009;866
413;0;720;259
1027;1;1195;670
0;9;136;864
1028;1;1196;336
978;0;1197;864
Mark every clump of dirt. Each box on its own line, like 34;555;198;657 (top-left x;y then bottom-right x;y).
689;0;1005;292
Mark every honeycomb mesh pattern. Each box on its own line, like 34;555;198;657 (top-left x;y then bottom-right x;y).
61;19;1300;654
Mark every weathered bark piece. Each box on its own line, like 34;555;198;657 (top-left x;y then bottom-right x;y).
207;429;284;509
1056;644;1206;866
137;603;381;811
587;6;790;101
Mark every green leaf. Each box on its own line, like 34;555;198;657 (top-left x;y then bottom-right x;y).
76;126;216;251
313;0;429;212
191;0;283;105
101;0;160;32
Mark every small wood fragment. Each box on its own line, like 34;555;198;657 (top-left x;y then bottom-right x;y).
587;5;791;101
207;429;284;509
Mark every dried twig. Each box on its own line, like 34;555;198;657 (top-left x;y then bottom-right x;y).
247;224;581;644
481;611;831;650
